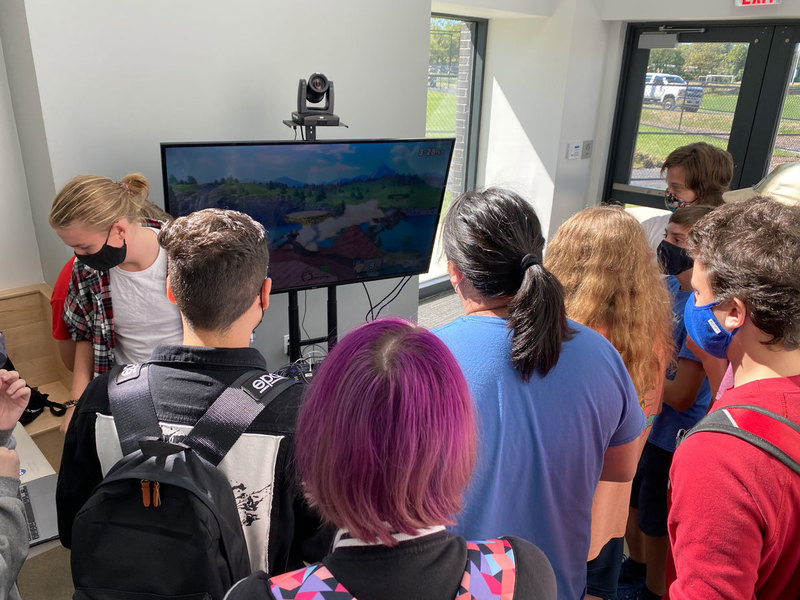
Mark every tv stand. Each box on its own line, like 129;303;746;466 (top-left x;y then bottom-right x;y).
287;286;338;362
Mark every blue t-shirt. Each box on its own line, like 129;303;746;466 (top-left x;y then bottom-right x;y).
648;276;711;452
435;317;643;600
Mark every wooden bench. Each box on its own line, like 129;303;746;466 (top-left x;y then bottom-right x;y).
0;284;71;471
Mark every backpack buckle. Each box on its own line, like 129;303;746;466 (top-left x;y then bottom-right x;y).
139;437;190;458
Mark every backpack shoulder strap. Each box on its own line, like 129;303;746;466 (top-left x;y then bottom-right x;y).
107;364;162;456
183;371;298;466
681;404;800;476
268;562;354;600
459;538;517;600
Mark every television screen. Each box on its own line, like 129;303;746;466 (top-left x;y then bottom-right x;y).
161;138;455;293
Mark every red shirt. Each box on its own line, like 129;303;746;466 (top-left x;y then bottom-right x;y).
51;256;76;340
665;375;800;600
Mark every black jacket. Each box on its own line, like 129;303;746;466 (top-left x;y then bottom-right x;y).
56;344;332;575
226;531;557;600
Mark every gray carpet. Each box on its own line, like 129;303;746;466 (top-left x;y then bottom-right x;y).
18;544;72;599
417;289;463;330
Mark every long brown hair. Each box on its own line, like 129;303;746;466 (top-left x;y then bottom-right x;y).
545;206;673;403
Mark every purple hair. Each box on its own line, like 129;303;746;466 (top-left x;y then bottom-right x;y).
295;318;476;546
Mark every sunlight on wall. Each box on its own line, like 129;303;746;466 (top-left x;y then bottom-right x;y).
482;77;555;235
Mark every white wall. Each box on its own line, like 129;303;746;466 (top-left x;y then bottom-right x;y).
477;0;620;237
433;0;557;19
0;31;43;289
1;0;431;367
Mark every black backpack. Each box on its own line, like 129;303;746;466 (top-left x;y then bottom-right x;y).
678;403;800;475
70;363;297;600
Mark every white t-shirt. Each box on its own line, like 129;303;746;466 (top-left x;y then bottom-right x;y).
625;206;671;252
110;232;182;364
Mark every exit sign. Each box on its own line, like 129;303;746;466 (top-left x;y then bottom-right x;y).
735;0;781;5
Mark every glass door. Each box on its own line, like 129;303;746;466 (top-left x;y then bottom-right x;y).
606;24;776;207
739;24;800;184
631;43;749;191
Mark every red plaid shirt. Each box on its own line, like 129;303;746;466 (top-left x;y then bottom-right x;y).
62;219;164;376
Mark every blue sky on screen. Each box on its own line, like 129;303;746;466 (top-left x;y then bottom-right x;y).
164;140;452;185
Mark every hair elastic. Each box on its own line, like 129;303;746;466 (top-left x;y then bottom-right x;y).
118;181;130;193
520;253;540;271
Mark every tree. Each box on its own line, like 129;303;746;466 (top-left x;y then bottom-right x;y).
429;18;461;71
682;44;727;79
723;44;748;81
648;49;685;77
186;175;197;185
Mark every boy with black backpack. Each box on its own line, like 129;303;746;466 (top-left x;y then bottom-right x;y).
56;209;331;599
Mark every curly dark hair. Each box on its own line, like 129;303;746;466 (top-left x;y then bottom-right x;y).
688;197;800;349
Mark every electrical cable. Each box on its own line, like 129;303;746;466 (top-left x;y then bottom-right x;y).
373;276;412;320
362;282;376;322
301;290;311;340
364;276;405;321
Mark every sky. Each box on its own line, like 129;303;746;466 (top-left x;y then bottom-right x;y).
163;139;454;185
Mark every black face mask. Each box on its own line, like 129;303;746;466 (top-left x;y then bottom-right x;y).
657;239;693;276
75;229;127;271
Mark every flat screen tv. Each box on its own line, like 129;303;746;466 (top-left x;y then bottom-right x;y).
161;138;455;293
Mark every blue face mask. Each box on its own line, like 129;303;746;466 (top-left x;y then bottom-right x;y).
683;292;738;359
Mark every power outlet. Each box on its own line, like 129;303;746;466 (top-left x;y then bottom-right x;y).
283;334;290;355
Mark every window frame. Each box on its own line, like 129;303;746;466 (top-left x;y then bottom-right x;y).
420;14;487;298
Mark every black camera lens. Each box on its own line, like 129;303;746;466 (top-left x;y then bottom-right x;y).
309;74;328;91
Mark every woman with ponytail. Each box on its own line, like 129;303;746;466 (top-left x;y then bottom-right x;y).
49;173;181;431
435;188;644;600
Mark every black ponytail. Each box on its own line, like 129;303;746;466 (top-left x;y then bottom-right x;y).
507;263;571;380
443;187;573;381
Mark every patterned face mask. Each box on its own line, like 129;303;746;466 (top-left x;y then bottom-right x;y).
664;192;692;212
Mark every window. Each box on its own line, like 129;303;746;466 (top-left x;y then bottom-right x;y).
420;15;485;288
605;23;800;207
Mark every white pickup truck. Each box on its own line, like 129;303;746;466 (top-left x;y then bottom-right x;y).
643;73;704;112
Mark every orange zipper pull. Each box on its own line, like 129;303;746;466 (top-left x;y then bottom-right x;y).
141;480;151;507
152;481;161;507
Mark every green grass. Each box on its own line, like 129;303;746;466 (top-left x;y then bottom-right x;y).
691;93;740;113
426;90;457;137
640;105;733;133
633;124;797;169
701;92;800;121
171;183;198;191
634;128;725;168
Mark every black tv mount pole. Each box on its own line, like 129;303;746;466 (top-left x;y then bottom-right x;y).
286;287;338;363
281;74;347;362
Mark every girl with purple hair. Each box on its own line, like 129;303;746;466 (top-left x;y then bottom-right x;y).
226;318;556;600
